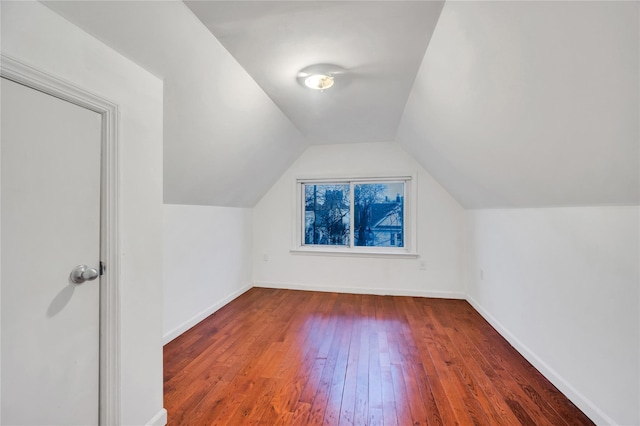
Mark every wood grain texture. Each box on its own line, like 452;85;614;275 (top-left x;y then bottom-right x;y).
164;288;594;426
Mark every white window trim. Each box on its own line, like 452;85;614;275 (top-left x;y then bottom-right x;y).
291;173;418;258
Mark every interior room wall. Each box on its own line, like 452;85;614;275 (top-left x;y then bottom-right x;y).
465;206;639;425
163;204;252;344
253;142;466;297
1;2;165;425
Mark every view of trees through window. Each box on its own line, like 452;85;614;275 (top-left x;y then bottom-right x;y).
304;184;350;246
304;181;404;248
354;183;404;247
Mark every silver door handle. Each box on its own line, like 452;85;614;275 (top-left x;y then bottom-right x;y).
70;265;99;284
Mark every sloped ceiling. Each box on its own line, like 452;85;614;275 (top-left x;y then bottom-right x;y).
397;1;639;208
43;0;309;207
43;1;639;209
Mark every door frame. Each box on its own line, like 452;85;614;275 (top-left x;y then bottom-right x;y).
1;53;121;425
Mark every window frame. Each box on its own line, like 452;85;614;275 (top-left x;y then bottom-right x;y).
292;173;418;258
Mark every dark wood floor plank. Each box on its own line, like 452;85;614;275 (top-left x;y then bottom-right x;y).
353;296;372;426
307;300;348;425
420;302;503;426
164;287;288;397
163;313;280;420
376;297;411;425
401;299;458;425
164;288;595;426
389;303;429;426
380;365;399;426
439;302;568;426
368;328;384;426
323;307;352;426
162;287;263;374
458;304;594;425
440;318;523;426
261;336;320;423
390;362;414;426
292;401;312;424
298;357;327;406
338;308;361;426
433;300;565;426
226;377;277;425
416;305;478;425
260;293;331;423
194;342;282;425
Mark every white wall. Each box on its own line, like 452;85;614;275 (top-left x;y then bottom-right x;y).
163;205;252;344
466;206;639;425
253;142;465;297
1;2;165;425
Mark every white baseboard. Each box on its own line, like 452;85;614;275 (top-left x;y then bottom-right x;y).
466;296;615;426
162;284;252;345
254;281;465;299
146;408;167;426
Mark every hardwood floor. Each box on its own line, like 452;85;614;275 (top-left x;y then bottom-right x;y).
164;288;594;425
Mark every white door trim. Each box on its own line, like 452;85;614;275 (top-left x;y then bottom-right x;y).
1;54;121;425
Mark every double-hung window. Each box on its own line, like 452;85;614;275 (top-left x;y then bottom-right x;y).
293;175;417;256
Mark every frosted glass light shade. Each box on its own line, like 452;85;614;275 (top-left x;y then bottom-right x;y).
304;74;335;90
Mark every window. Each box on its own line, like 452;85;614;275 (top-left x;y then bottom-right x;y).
354;182;404;247
294;175;417;256
304;184;350;246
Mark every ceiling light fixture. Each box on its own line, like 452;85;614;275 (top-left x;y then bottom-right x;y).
304;74;334;90
297;64;345;91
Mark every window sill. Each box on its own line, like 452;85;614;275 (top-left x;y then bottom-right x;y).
290;247;419;259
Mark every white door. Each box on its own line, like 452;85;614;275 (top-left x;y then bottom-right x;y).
1;77;101;425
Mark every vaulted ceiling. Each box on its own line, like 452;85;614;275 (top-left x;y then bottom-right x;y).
43;1;639;208
185;1;444;145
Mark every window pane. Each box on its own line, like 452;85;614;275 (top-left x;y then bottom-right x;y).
304;184;350;246
354;182;404;247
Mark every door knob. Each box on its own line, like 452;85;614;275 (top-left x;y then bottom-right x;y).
70;265;99;284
